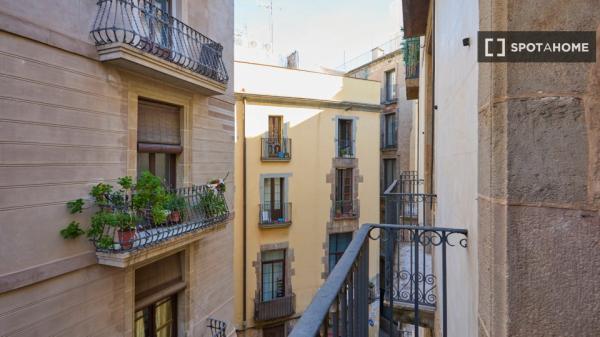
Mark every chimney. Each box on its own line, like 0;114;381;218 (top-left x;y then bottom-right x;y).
286;51;299;69
371;47;384;61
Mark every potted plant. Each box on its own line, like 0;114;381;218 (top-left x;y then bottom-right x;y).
166;194;186;223
115;211;137;249
133;171;169;226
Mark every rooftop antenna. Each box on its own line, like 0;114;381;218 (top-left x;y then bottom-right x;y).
257;0;281;54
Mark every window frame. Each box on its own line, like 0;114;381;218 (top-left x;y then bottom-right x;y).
261;249;286;302
385;69;397;101
328;232;353;273
135;294;178;337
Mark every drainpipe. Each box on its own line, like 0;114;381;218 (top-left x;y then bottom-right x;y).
242;98;248;333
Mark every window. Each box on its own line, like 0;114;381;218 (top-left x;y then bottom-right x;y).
268;116;283;140
264;116;290;160
135;295;177;337
137;99;181;188
261;177;286;223
383;159;396;191
261;250;286;302
385;69;397;101
337;119;354;158
329;232;353;272
335;168;354;217
384;113;397;148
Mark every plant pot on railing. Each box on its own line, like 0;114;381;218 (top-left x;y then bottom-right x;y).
118;228;136;250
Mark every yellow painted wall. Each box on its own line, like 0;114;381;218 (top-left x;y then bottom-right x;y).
234;62;380;333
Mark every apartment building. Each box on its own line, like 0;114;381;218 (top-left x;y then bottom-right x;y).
233;61;381;337
399;0;600;336
346;39;415;196
289;1;599;337
0;0;235;336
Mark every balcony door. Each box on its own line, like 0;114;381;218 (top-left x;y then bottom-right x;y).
264;177;284;221
137;99;182;189
262;250;286;302
335;168;353;214
337;119;353;157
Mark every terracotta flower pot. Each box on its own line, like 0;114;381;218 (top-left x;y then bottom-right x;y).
168;210;181;223
118;228;136;250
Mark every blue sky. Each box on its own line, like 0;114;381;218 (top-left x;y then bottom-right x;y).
235;0;402;70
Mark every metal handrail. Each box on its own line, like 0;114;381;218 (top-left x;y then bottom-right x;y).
91;0;229;84
289;224;468;337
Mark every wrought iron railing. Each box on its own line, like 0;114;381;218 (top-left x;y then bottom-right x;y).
334;199;358;219
261;138;292;161
337;139;354;158
288;224;467;337
91;0;229;84
259;203;292;226
90;185;230;253
254;294;295;321
403;38;420;80
381;86;398;104
207;318;227;337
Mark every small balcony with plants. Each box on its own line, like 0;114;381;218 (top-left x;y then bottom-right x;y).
60;172;230;267
337;139;355;159
259;203;292;228
90;0;229;95
403;37;420;100
333;199;358;219
261;138;292;161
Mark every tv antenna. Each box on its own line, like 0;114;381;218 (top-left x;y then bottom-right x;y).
257;0;282;54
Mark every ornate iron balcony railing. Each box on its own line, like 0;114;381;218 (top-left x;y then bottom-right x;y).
91;0;229;84
254;294;296;321
90;184;230;253
259;203;292;227
261;138;292;161
288;224;467;337
403;38;420;80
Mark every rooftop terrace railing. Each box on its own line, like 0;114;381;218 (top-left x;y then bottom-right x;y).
91;0;229;84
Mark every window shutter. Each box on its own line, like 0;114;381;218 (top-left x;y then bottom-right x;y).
138;100;181;145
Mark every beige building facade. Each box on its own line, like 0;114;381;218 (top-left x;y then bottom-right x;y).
233;62;381;337
346;43;415;196
401;0;600;336
0;0;236;336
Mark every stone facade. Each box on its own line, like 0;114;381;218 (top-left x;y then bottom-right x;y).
403;0;600;336
0;0;235;336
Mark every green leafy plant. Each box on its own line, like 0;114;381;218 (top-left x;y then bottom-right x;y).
166;194;186;214
67;199;84;214
60;221;85;239
132;171;169;210
96;235;115;249
117;176;133;190
199;189;228;218
90;183;113;207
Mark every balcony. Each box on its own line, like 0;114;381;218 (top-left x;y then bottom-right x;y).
288;224;467;337
91;0;229;95
403;37;420;100
261;138;292;161
254;294;295;321
334;200;358;219
92;184;230;267
259;203;292;228
381;86;398;105
337;139;354;159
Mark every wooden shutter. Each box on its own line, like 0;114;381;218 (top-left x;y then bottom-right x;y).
138;99;181;145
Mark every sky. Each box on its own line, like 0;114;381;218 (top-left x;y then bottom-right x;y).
234;0;403;71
